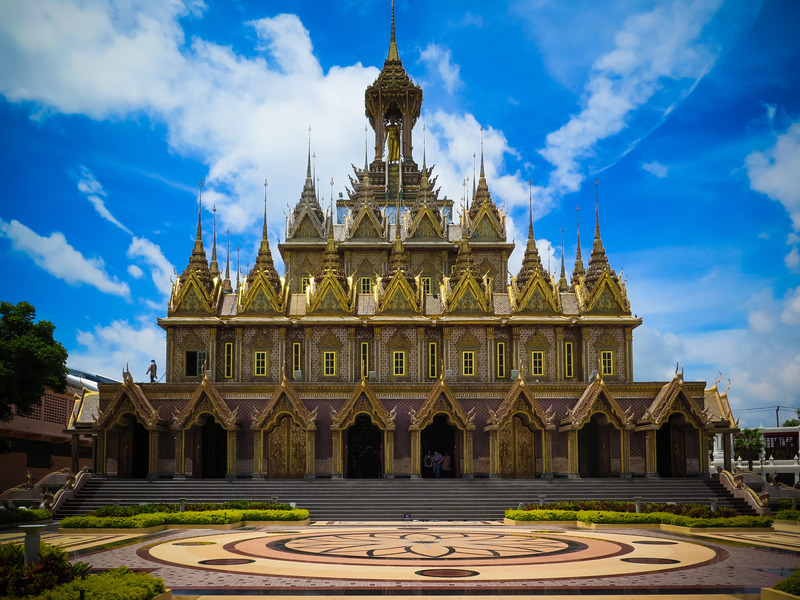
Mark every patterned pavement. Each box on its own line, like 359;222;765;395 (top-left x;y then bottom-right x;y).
3;521;799;598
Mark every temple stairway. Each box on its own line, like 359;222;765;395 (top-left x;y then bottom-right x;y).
56;476;755;519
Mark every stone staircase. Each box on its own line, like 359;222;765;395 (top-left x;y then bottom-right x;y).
56;476;755;520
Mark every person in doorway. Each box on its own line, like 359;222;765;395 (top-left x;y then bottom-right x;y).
432;450;443;478
146;360;158;383
442;453;451;477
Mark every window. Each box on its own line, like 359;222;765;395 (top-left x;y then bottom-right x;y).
564;342;574;378
531;350;545;377
360;342;369;378
428;342;437;379
301;276;311;293
359;277;372;294
292;342;302;375
496;342;506;378
600;350;614;376
254;350;268;377
323;350;337;376
224;343;234;379
393;351;405;376
421;276;432;295
462;350;475;376
185;350;207;377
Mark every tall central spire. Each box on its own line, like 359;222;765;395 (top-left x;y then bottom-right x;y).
387;0;399;61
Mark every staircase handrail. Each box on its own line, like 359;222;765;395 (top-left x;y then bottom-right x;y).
718;469;770;515
50;467;92;515
0;467;71;507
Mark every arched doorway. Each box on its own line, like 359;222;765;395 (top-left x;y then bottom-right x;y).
266;415;307;479
117;415;149;479
421;413;458;478
578;413;613;477
499;414;537;478
656;413;690;477
192;415;227;478
345;414;382;478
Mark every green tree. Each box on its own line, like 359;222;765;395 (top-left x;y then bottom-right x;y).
733;428;765;471
0;301;68;429
782;409;800;427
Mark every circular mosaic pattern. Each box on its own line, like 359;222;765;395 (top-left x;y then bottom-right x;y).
142;526;722;582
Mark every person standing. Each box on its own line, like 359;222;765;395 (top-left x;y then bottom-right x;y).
146;360;158;383
432;450;443;478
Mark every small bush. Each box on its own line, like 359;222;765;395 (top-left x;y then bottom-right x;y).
90;500;292;518
519;500;735;519
774;568;800;596
0;542;90;598
504;508;773;529
24;566;165;600
62;506;309;529
504;509;577;521
776;509;800;521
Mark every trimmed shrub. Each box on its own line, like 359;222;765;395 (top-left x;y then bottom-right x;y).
0;542;90;598
90;500;292;518
520;500;735;519
504;509;577;521
773;568;800;596
776;509;800;521
0;507;51;525
504;508;774;529
15;566;166;600
61;507;309;529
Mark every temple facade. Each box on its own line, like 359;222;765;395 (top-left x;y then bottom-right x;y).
68;8;738;480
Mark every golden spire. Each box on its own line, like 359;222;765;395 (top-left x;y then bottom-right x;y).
584;177;613;289
181;179;212;289
571;204;585;286
248;178;281;291
516;179;549;288
387;0;399;61
222;229;233;294
209;204;220;279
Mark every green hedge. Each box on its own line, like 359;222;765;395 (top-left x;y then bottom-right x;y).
776;509;800;521
0;507;51;525
505;508;774;528
519;500;736;519
91;500;292;517
60;508;310;529
774;568;800;595
6;567;166;600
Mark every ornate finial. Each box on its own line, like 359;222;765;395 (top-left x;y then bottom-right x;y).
210;203;219;275
387;0;399;61
422;124;427;170
479;127;485;178
307;126;313;178
473;152;477;197
196;179;204;241
235;245;240;292
329;177;334;224
263;178;269;239
528;178;534;239
595;177;601;240
364;124;369;170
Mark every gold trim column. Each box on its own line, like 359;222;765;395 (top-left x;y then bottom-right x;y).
625;327;634;381
555;327;564;381
174;430;186;478
97;430;108;477
148;430;159;480
253;430;263;477
410;430;420;478
645;429;658;477
463;430;474;478
722;432;732;472
487;327;495;381
567;429;579;478
542;430;553;479
70;434;80;474
331;429;343;478
384;430;395;478
235;327;243;382
488;429;500;478
620;428;631;477
348;327;356;382
208;327;217;380
699;430;709;475
166;327;174;382
306;429;316;479
226;429;237;480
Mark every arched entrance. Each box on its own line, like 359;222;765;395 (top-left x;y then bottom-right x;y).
266;415;307;479
345;414;382;478
192;415;227;479
499;414;536;478
656;413;691;477
117;415;149;479
421;414;459;478
578;413;614;477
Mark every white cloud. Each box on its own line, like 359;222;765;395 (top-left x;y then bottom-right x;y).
641;160;668;178
419;43;463;94
0;218;130;297
70;317;166;382
76;166;132;234
786;246;800;272
746;121;800;231
127;264;144;279
127;237;175;298
539;0;727;196
780;286;800;326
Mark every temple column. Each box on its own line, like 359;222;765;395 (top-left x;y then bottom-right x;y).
306;429;316;479
620;428;631;478
208;327;217;380
567;429;579;478
542;429;553;479
555;327;564;381
410;429;420;478
252;429;264;478
148;430;159;480
331;429;343;478
488;429;500;478
70;434;80;474
463;429;474;479
645;429;658;478
226;429;237;480
384;430;395;478
487;327;495;381
699;430;710;475
173;430;186;478
722;432;732;472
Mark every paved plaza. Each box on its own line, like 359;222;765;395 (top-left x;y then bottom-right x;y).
2;521;799;598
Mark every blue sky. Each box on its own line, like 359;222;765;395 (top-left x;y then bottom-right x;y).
1;0;799;427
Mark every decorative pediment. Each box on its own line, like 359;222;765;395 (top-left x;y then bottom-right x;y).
377;272;421;314
408;204;443;239
559;377;633;432
386;328;413;351
170;273;213;315
347;204;384;240
409;378;475;431
485;376;555;432
637;376;706;430
596;330;619;349
319;329;343;350
514;272;559;314
456;330;481;350
584;271;630;315
331;379;395;431
95;376;161;430
290;211;324;239
525;331;549;350
251;376;317;431
308;272;353;315
469;203;505;240
239;272;284;314
446;273;490;314
172;376;239;430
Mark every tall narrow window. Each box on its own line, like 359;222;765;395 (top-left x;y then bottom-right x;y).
359;277;372;294
428;342;437;379
564;342;574;378
360;342;369;378
323;351;337;376
601;350;614;376
531;350;545;377
292;342;302;375
254;350;268;377
462;350;475;376
496;342;506;379
301;276;311;293
421;276;432;295
224;343;234;379
393;351;405;376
